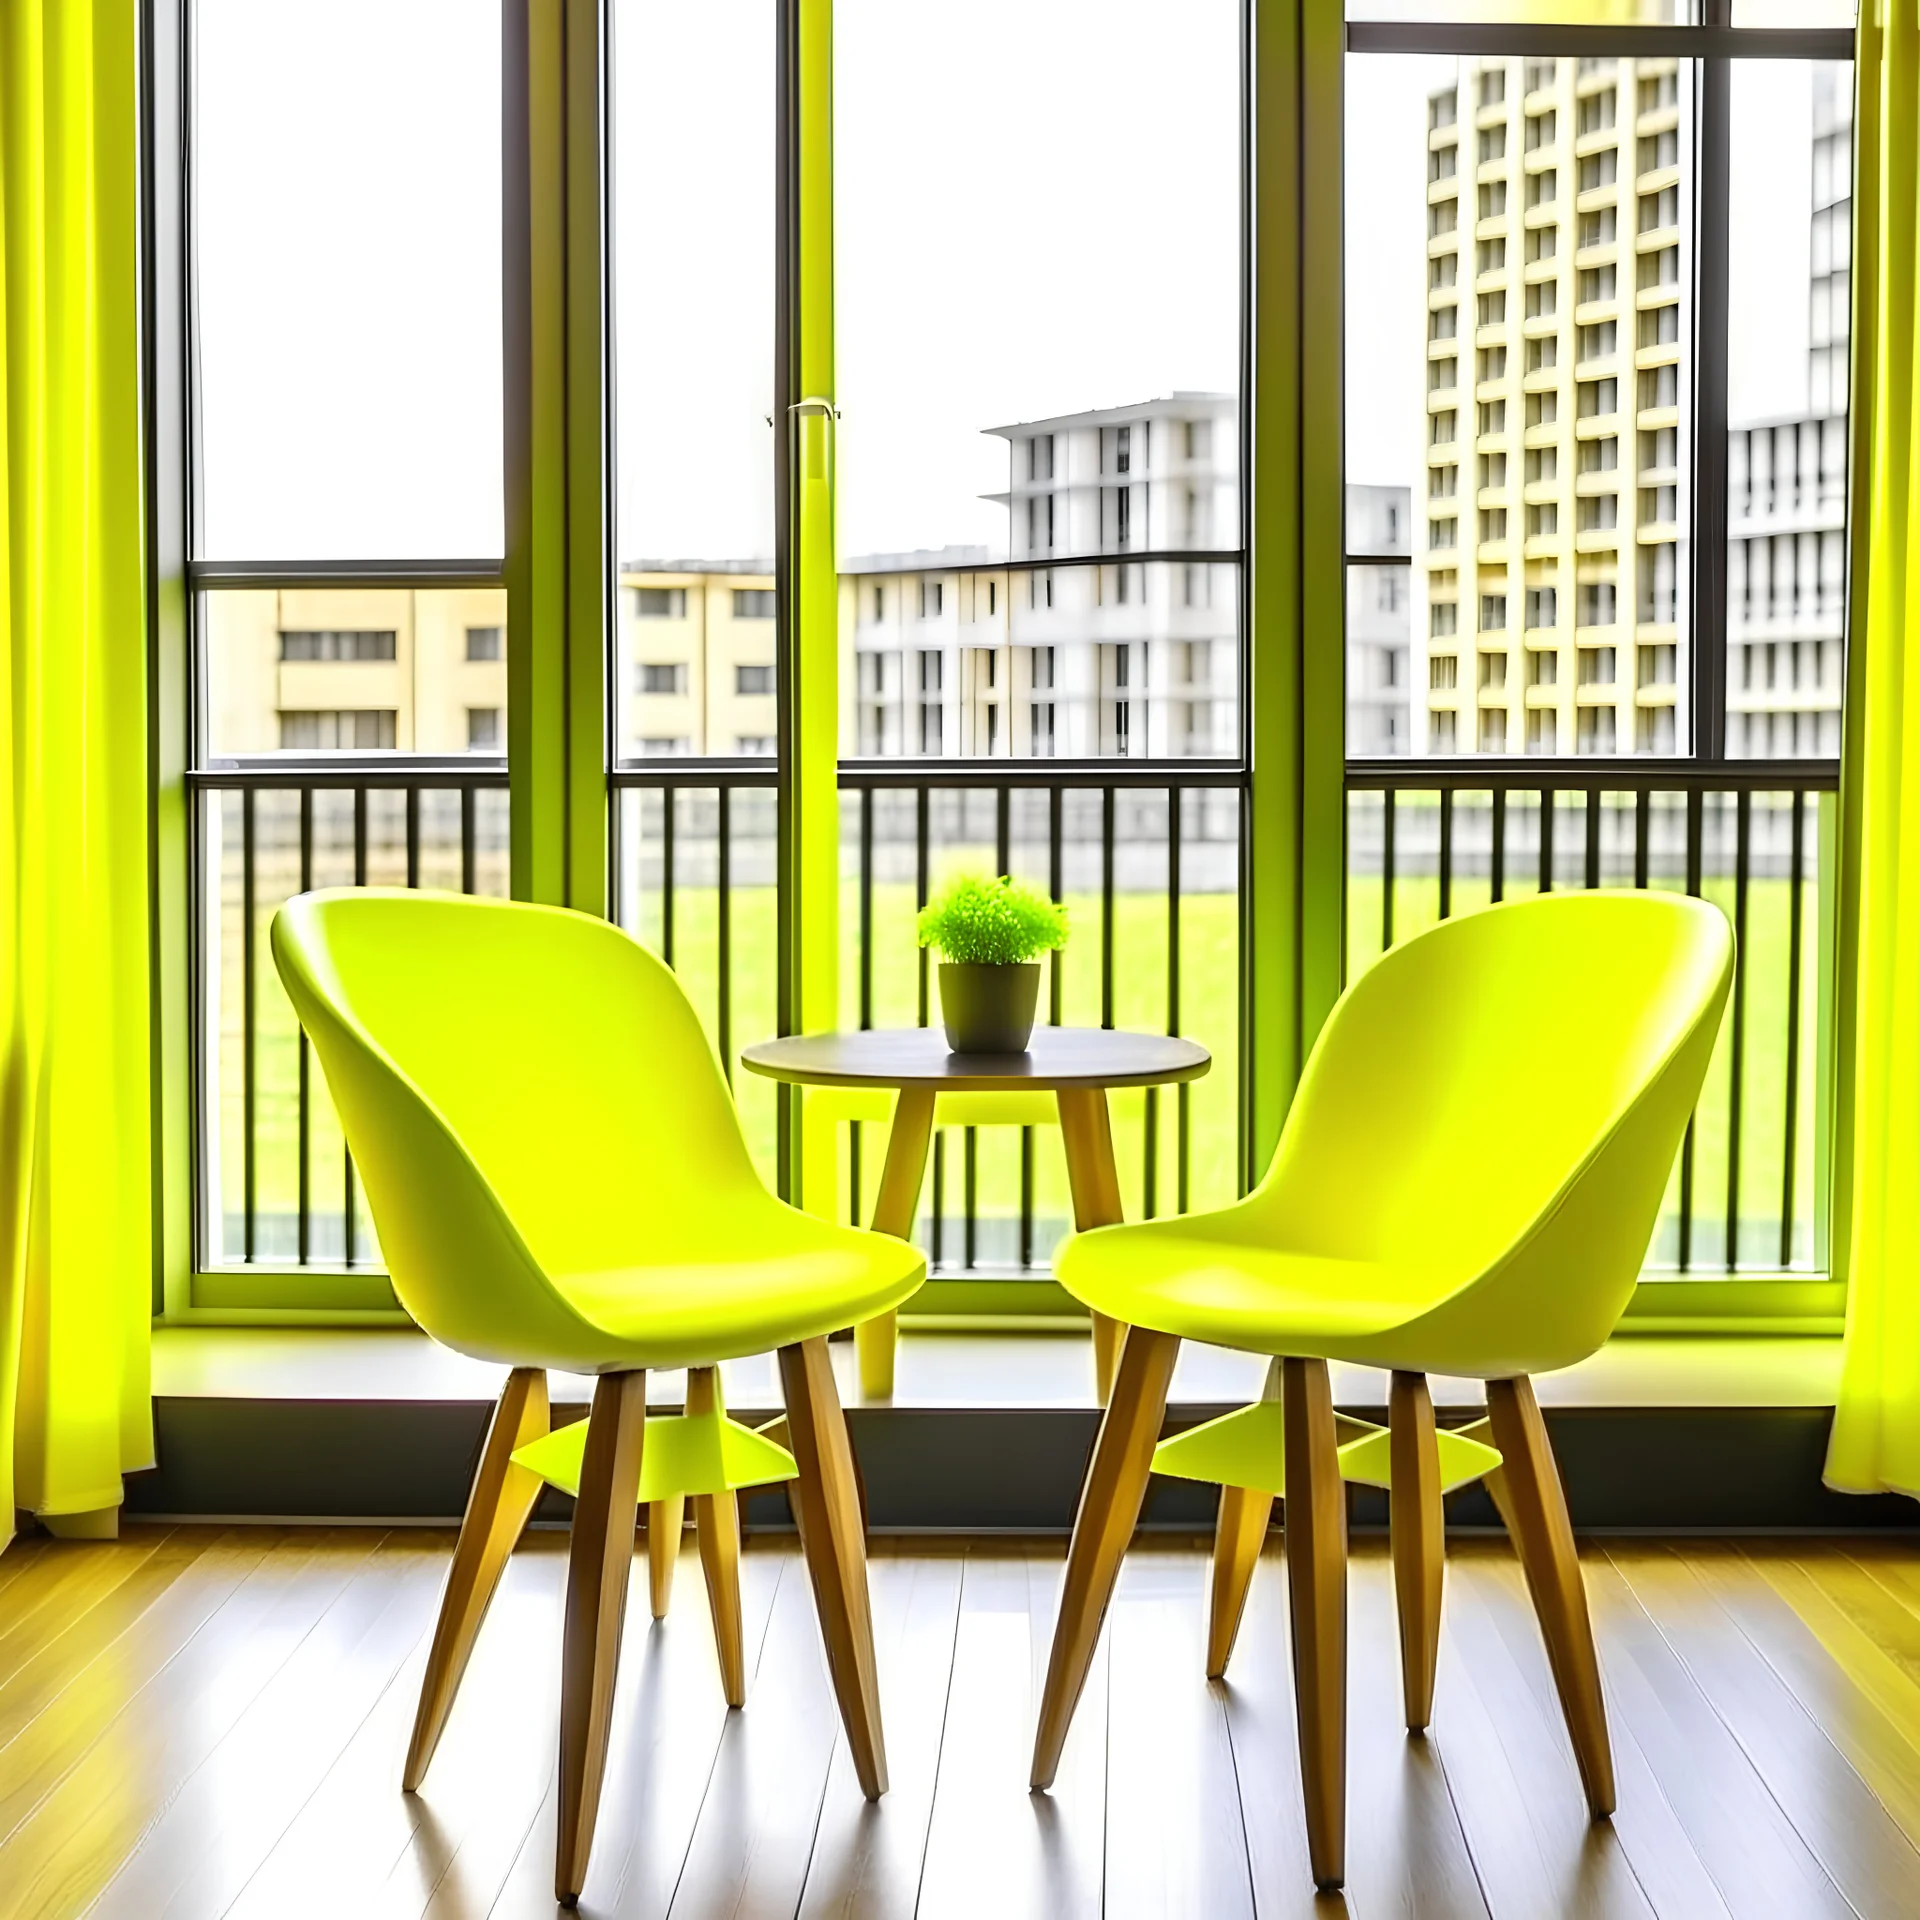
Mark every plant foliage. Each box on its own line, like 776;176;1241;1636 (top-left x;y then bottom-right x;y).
916;873;1069;967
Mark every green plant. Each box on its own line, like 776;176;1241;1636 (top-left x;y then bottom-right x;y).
916;873;1068;967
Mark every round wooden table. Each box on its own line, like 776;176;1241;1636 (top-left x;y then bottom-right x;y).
741;1027;1212;1401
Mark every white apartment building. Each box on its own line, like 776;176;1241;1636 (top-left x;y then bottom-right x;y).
843;394;1241;758
1420;55;1691;757
1725;63;1850;759
1346;484;1414;755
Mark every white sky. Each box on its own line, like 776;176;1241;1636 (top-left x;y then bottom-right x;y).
194;8;1833;564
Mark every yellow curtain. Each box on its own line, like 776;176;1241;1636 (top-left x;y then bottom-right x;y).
0;0;152;1547
1828;0;1920;1496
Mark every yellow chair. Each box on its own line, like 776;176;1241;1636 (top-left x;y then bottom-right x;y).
1028;890;1733;1893
271;889;925;1906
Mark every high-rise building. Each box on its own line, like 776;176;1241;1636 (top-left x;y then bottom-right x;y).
1419;56;1689;757
842;394;1241;758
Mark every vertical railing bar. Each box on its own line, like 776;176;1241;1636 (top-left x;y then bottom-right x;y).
964;1126;977;1270
405;785;420;889
1019;1126;1034;1271
459;787;475;895
849;1122;862;1230
1490;789;1506;904
1725;787;1751;1272
1144;1087;1159;1220
1168;785;1185;1213
662;786;677;967
1438;788;1453;920
1381;788;1396;951
1538;786;1554;895
1048;787;1064;1026
916;787;931;1028
1101;787;1115;1029
296;788;313;1266
995;783;1011;877
931;1131;945;1270
1178;1080;1191;1215
343;785;363;1267
859;786;874;1029
1634;789;1651;889
354;786;368;887
241;788;256;1264
1780;788;1806;1267
1677;788;1705;1273
1584;786;1601;890
718;785;733;1086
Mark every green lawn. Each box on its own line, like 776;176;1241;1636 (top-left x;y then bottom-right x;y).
213;799;1825;1279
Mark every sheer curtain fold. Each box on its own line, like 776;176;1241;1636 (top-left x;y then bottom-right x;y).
1828;0;1920;1498
0;0;152;1548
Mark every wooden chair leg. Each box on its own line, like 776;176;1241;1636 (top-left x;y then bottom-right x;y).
1207;1484;1274;1679
1485;1376;1615;1819
1283;1356;1347;1894
780;1337;888;1799
405;1366;550;1791
1389;1370;1444;1733
1030;1326;1180;1789
556;1370;648;1907
686;1366;746;1708
648;1497;684;1619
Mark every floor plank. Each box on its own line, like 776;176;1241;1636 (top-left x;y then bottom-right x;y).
914;1548;1107;1920
1;1527;1919;1918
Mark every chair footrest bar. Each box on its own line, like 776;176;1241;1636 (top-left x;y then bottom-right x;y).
1151;1398;1501;1497
514;1409;798;1503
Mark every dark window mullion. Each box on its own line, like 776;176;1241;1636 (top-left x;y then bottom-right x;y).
1689;16;1733;764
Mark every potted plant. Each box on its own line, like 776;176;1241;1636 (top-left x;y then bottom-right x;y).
917;873;1069;1054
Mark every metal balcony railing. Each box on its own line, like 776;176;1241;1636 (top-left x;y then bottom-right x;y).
1345;756;1836;1275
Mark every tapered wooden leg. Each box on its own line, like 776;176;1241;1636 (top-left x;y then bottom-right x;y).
1486;1376;1615;1819
556;1371;648;1907
856;1086;937;1400
1207;1484;1274;1679
1389;1370;1444;1733
1030;1325;1180;1788
780;1337;888;1798
405;1367;550;1791
685;1367;746;1707
1283;1356;1347;1893
648;1497;684;1619
1057;1086;1128;1404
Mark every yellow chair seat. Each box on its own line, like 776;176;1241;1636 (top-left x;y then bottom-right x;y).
1058;1220;1454;1365
558;1228;925;1371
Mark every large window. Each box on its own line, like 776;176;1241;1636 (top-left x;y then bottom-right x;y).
188;1;507;1281
1343;22;1853;1285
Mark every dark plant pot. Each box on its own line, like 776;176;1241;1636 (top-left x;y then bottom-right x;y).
938;961;1042;1054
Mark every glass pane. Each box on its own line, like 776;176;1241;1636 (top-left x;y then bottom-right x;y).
1725;60;1851;759
193;1;503;561
836;0;1242;759
202;587;508;757
610;0;777;761
1348;52;1694;757
202;779;510;1267
1731;0;1854;24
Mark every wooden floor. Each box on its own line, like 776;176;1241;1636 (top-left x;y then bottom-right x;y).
3;1527;1920;1917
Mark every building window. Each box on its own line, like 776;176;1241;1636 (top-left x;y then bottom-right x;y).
1031;702;1055;755
277;709;397;750
634;587;687;619
278;629;397;662
639;662;685;695
735;735;777;755
1430;654;1458;689
735;664;776;695
466;707;502;751
1578;582;1619;628
1526;586;1558;628
733;588;777;618
465;624;504;661
640;735;692;756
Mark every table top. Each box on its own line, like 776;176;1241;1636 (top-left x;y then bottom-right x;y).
740;1025;1211;1093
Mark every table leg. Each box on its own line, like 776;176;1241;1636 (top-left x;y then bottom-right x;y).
858;1085;937;1399
1056;1086;1129;1404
